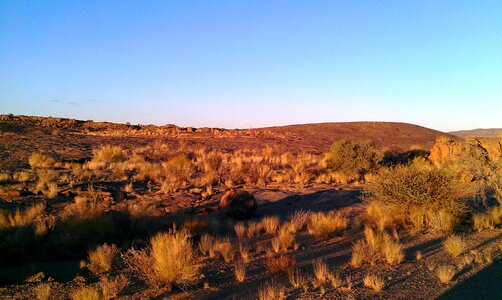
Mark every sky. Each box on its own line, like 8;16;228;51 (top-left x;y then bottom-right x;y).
1;1;501;131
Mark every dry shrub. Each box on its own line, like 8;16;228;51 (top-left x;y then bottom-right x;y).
99;274;129;298
264;255;297;274
313;259;330;283
258;281;286;300
262;216;280;234
235;263;246;282
277;226;295;251
307;210;348;237
288;210;311;232
0;203;45;229
91;145;124;168
271;237;280;253
351;227;403;267
34;169;57;194
437;265;456;283
247;222;262;238
34;283;51;300
71;287;103;300
29;152;55;168
365;165;467;234
239;243;250;262
326;140;379;180
443;235;465;257
0;172;10;182
365;202;403;231
473;205;502;231
199;233;214;255
124;227;200;290
88;244;119;274
287;268;307;289
214;239;234;262
234;223;246;239
14;171;32;182
363;274;384;291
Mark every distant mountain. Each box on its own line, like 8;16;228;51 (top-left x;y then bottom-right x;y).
449;128;502;138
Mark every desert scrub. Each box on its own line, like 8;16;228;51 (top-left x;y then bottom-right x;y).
351;227;404;267
307;210;349;237
88;244;119;274
437;265;456;283
473;205;502;231
443;235;465;257
258;281;286;300
29;152;55;168
261;216;280;234
326;139;379;180
124;227;200;290
71;287;103;300
363;274;384;291
364;165;467;233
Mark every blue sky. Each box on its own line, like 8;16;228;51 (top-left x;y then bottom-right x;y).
1;1;501;131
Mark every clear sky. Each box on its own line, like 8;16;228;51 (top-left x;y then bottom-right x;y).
1;1;501;131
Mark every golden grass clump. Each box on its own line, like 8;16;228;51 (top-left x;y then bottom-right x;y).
239;243;250;262
351;227;403;267
29;152;55;168
214;239;234;262
258;281;286;300
198;234;214;256
313;259;330;283
473;205;502;231
264;255;297;274
234;223;246;239
287;268;307;289
247;221;262;238
307;210;349;237
71;287;102;300
363;274;384;291
271;237;280;253
91;145;124;167
88;244;119;274
262;216;281;234
124;227;200;290
277;226;295;251
34;283;51;300
235;263;246;282
443;235;466;257
437;265;456;283
0;203;46;229
99;274;129;298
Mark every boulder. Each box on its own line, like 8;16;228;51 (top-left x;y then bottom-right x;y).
219;190;257;219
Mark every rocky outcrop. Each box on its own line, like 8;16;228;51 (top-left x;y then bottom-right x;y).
429;137;497;165
219;190;257;219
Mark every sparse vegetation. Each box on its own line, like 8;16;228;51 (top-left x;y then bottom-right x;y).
363;274;384;291
437;265;456;283
443;235;466;257
307;210;349;237
258;281;286;300
88;244;119;274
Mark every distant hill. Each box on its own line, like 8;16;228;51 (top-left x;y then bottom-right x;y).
449;128;502;138
260;122;456;152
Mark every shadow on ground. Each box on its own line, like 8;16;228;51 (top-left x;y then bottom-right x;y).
439;258;502;300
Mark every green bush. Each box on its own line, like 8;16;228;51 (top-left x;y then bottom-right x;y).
326;140;379;180
364;165;467;233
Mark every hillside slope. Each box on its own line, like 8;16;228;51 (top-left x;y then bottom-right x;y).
449;128;501;138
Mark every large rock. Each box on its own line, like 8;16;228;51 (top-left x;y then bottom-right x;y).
219;190;257;219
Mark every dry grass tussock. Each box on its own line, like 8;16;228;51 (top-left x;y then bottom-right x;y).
261;216;280;234
235;263;246;282
123;227;200;290
29;152;55;168
307;210;349;237
443;235;466;257
71;287;103;300
258;281;286;300
34;283;51;300
473;205;502;231
363;274;384;291
88;243;119;274
437;265;456;283
264;255;297;274
99;274;129;298
351;227;404;267
364;165;468;234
